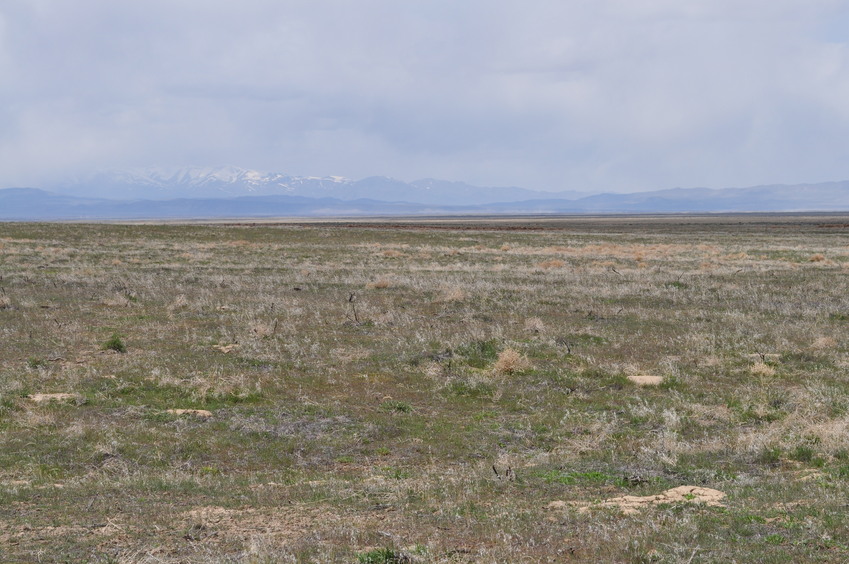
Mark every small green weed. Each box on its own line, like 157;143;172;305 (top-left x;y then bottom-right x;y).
27;357;47;369
102;334;127;353
446;380;495;399
381;400;412;413
757;446;783;466
357;548;405;563
382;466;411;480
791;445;816;463
456;339;500;368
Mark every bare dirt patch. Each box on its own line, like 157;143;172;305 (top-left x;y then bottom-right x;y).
627;375;663;386
27;393;84;404
181;504;355;544
166;409;213;418
549;486;727;515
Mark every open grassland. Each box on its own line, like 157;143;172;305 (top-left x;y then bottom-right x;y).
2;216;849;562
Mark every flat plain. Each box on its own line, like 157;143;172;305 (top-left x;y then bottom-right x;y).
2;215;849;562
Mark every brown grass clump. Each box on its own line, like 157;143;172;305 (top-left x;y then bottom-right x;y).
811;336;837;350
381;249;405;258
525;317;545;333
366;278;393;289
750;362;776;377
171;294;189;310
436;286;467;302
809;253;826;262
493;348;531;374
524;317;546;334
536;259;566;270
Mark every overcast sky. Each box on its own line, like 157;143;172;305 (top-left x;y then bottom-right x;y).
2;1;849;193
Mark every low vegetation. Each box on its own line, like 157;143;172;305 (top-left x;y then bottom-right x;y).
1;215;849;562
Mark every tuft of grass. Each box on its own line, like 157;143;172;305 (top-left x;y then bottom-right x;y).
102;333;127;353
357;547;407;563
456;339;500;369
757;446;783;466
492;347;531;375
380;400;412;413
750;362;775;377
27;357;47;369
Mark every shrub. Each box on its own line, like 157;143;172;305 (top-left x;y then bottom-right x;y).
27;357;47;369
103;334;127;353
357;548;407;563
457;339;500;368
493;348;531;375
381;400;412;413
757;446;782;466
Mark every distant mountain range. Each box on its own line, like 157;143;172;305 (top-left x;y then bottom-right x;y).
1;166;848;220
52;166;583;205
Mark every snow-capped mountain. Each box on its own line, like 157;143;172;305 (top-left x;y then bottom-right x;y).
55;166;348;200
4;175;849;220
51;166;583;204
6;166;844;220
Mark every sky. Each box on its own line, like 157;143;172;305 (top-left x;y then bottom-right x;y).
1;1;849;194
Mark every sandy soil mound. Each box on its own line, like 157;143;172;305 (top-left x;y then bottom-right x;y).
627;375;663;386
27;393;83;404
548;485;726;514
167;409;213;418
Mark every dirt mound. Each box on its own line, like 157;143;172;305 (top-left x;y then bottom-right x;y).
27;393;83;404
167;409;213;418
548;485;726;514
627;375;663;386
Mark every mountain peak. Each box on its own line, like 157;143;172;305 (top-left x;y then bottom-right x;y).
50;166;567;204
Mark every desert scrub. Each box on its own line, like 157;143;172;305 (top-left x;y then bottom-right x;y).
102;333;127;353
492;347;532;375
0;218;849;562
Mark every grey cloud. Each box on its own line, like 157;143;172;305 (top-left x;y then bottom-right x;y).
1;0;848;191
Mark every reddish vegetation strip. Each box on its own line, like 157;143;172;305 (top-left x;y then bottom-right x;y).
340;223;556;232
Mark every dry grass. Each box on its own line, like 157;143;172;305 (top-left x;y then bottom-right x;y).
535;258;566;269
492;347;532;375
750;361;777;377
1;216;849;562
366;277;393;289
